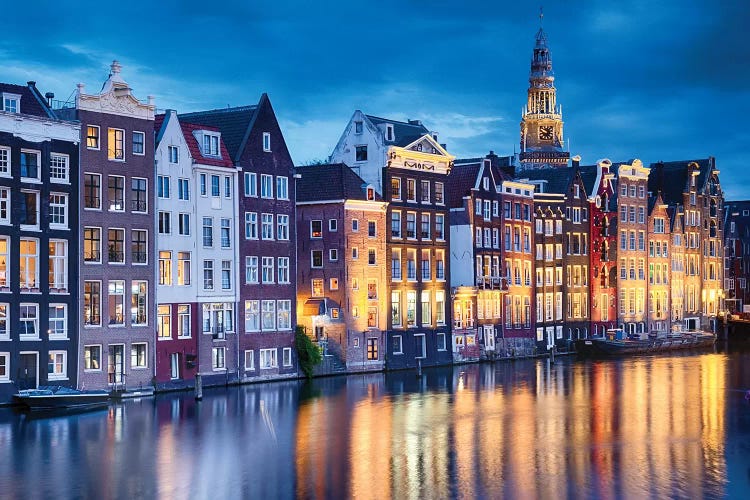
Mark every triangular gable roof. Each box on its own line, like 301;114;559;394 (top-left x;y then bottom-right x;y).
399;134;452;158
446;162;481;208
0;82;55;119
648;158;713;206
295;163;381;202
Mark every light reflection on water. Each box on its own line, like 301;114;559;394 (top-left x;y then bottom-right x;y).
1;349;749;499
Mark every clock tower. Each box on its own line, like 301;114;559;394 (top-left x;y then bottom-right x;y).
518;14;570;170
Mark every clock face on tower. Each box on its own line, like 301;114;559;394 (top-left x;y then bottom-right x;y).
539;126;553;141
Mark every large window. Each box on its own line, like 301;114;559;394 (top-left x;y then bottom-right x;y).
108;229;125;263
244;172;257;197
177;252;191;285
108;128;124;160
202;217;213;246
131;230;147;264
277;215;289;240
178;305;191;337
108;280;125;326
84;281;101;326
20;190;39;228
245;256;258;284
48;304;67;339
276;176;288;200
221;260;232;290
48;240;68;291
20;150;40;180
84;173;101;209
19;238;39;289
49;153;69;183
262;257;274;284
84;345;101;371
262;300;276;331
178;178;190;200
159;251;172;285
245;212;258;239
278;300;291;330
131;281;148;325
260;348;277;369
108;176;125;211
19;304;38;337
203;261;214;290
278;257;290;283
158;212;171;234
157;175;170;198
261;174;273;198
131;343;147;368
158;305;171;339
221;218;231;248
261;214;274;240
245;300;260;332
131;178;147;212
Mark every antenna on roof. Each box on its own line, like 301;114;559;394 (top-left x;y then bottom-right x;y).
539;6;544;27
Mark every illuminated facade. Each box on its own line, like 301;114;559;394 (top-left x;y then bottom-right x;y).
723;200;750;313
647;194;671;332
518;22;570;170
295;163;388;372
584;159;618;336
615;160;650;334
669;206;686;322
384;134;453;369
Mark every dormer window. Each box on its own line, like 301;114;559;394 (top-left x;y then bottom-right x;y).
386;124;394;142
2;93;20;113
203;134;220;156
367;187;375;201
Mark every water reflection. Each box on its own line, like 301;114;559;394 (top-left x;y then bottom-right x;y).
0;351;747;499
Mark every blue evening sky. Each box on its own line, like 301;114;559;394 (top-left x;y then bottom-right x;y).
2;1;748;198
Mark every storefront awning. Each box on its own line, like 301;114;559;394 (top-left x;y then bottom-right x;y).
303;299;326;316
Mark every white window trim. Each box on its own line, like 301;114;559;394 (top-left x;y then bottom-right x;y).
132;131;146;156
262;132;271;152
86;125;101;151
47;350;68;381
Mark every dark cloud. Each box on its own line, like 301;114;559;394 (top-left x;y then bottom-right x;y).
0;0;746;196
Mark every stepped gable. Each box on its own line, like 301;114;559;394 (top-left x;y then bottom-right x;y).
295;163;380;202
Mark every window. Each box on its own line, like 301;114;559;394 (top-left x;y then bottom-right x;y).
19;303;39;337
245;256;259;284
49;153;69;183
108;128;124;160
278;300;291;330
199;174;207;196
212;347;226;370
435;250;445;281
108;280;125;325
406;291;416;326
366;338;378;360
20;238;39;288
131;178;147;212
244;350;255;371
87;125;100;149
245;300;260;332
159;251;172;285
203;133;220;156
355;145;368;162
244;172;257;197
108;228;125;263
158;211;171;234
48;351;67;380
178;213;191;236
329;277;339;290
392;335;403;354
368;248;376;265
178;252;191;285
48;304;67;339
131;230;147;264
278;257;290;283
421;290;431;326
311;250;323;268
221;218;231;248
391;291;401;326
391;211;402;238
261;214;274;240
105;175;125;211
435;182;444;204
310;220;322;238
392;249;402;280
158;305;171;339
262;300;276;331
276;176;289;200
131;281;148;325
312;279;324;297
421;213;430;239
282;347;293;367
130;343;147;368
223;176;231;198
132;131;145;155
391;178;402;200
211;175;220;197
157;175;170;198
261;174;273;198
368;220;376;238
277;214;289;240
221;260;232;290
20;150;39;180
168;145;179;163
406;179;416;201
48;240;67;291
203;261;214;290
421;180;431;203
260;348;277;369
0;352;8;382
20;190;39;228
0;148;7;176
435;214;445;240
202;217;213;246
421;249;431;280
262;132;271;152
83;281;101;326
49;193;68;228
84;345;101;371
0;188;8;224
406;212;416;238
0;306;8;339
262;257;274;283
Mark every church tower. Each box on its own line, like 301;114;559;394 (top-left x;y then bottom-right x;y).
518;12;570;170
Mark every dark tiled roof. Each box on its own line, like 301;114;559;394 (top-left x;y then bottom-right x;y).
0;82;54;118
179;121;234;168
365;115;430;146
179;105;258;161
446;163;481;208
516;166;575;195
295;163;381;202
578;164;598;196
648;158;713;206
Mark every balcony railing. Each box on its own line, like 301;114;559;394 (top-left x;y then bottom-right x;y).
131;200;147;212
132;251;147;264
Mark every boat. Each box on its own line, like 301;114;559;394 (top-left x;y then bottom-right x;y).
575;329;716;357
13;386;110;411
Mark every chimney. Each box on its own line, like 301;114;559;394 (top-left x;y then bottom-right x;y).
572;155;581;168
45;92;54;106
408;119;422;126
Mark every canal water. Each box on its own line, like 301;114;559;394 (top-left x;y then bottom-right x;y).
1;347;749;499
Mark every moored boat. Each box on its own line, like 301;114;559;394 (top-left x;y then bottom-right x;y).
13;386;110;411
575;330;716;357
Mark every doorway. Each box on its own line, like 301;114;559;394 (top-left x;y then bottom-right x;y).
18;352;38;389
108;345;125;386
